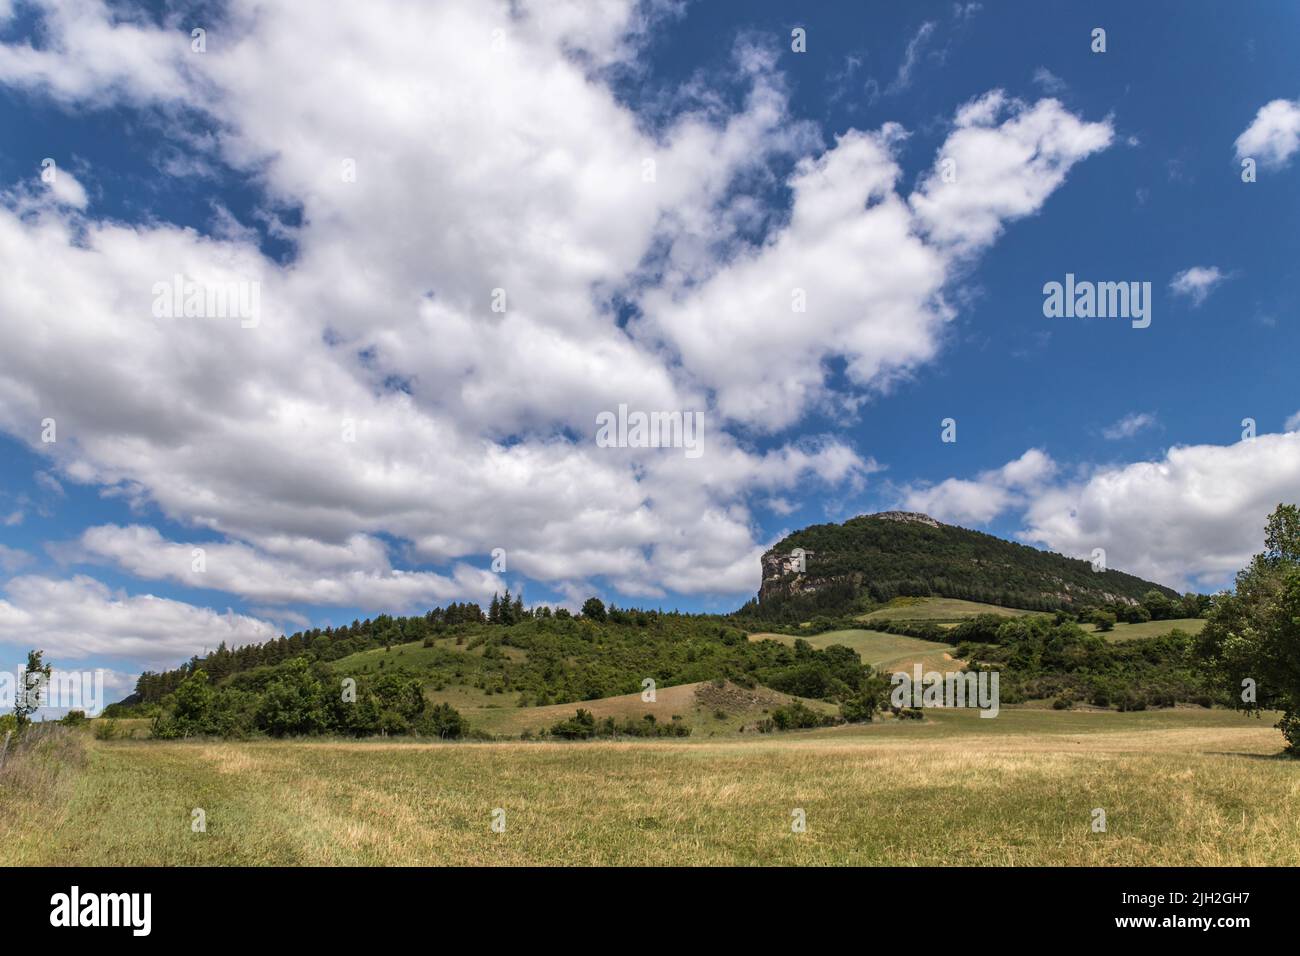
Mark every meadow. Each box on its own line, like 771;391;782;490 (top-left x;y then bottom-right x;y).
2;707;1294;866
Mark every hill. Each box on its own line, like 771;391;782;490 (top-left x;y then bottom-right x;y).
746;511;1180;622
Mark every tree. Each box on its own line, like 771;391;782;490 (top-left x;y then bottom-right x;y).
256;658;329;737
1141;589;1173;621
581;597;606;622
1264;503;1300;561
1198;504;1300;754
419;702;467;739
170;669;217;735
1091;610;1117;632
14;650;51;729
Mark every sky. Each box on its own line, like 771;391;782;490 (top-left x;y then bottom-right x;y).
0;0;1297;701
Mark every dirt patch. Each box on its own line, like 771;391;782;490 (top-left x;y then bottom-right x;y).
693;680;785;714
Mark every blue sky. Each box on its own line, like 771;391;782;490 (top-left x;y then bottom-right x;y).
0;0;1297;700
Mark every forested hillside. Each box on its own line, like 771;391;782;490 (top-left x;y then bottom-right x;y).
747;511;1182;623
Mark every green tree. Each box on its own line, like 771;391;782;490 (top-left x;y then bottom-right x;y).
1091;610;1117;632
1141;589;1173;620
419;702;467;739
580;597;606;622
1198;504;1300;754
257;658;330;737
15;649;51;730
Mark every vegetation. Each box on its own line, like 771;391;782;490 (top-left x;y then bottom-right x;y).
1198;503;1300;753
125;605;891;739
12;650;49;731
743;512;1189;623
547;708;691;739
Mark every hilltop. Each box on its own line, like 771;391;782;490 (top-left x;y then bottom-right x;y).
748;511;1179;621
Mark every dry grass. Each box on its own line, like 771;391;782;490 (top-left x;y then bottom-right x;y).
1;709;1295;866
750;628;959;673
0;726;88;856
858;597;1031;623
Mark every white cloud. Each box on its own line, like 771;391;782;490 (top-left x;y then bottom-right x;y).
906;435;1300;591
0;544;31;573
1031;67;1066;95
1284;410;1300;432
0;574;279;666
900;448;1055;526
74;524;505;610
46;167;88;208
1022;433;1300;589
1169;265;1228;306
0;2;1110;630
887;21;936;94
910;91;1114;255
1234;98;1300;169
1102;412;1157;440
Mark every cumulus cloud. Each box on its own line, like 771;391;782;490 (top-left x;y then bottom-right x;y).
906;434;1300;590
0;1;1111;637
45;167;88;208
1169;266;1228;306
910;91;1113;255
0;574;279;665
900;448;1055;526
1234;98;1300;169
1285;410;1300;432
1102;412;1158;440
74;525;505;610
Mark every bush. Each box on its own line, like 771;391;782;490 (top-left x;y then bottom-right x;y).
770;699;836;730
418;702;467;739
93;719;119;741
550;708;597;739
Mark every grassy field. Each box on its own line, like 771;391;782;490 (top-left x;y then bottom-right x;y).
857;598;1207;641
1081;618;1207;641
858;596;1032;624
750;628;959;672
2;708;1295;866
466;680;837;737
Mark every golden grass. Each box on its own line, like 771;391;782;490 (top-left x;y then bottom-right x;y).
858;597;1031;622
2;709;1294;866
750;628;959;673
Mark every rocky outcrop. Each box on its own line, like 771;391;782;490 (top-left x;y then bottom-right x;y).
869;511;941;528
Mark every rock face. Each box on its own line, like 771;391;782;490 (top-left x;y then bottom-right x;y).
759;512;941;603
760;547;818;601
869;511;941;528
